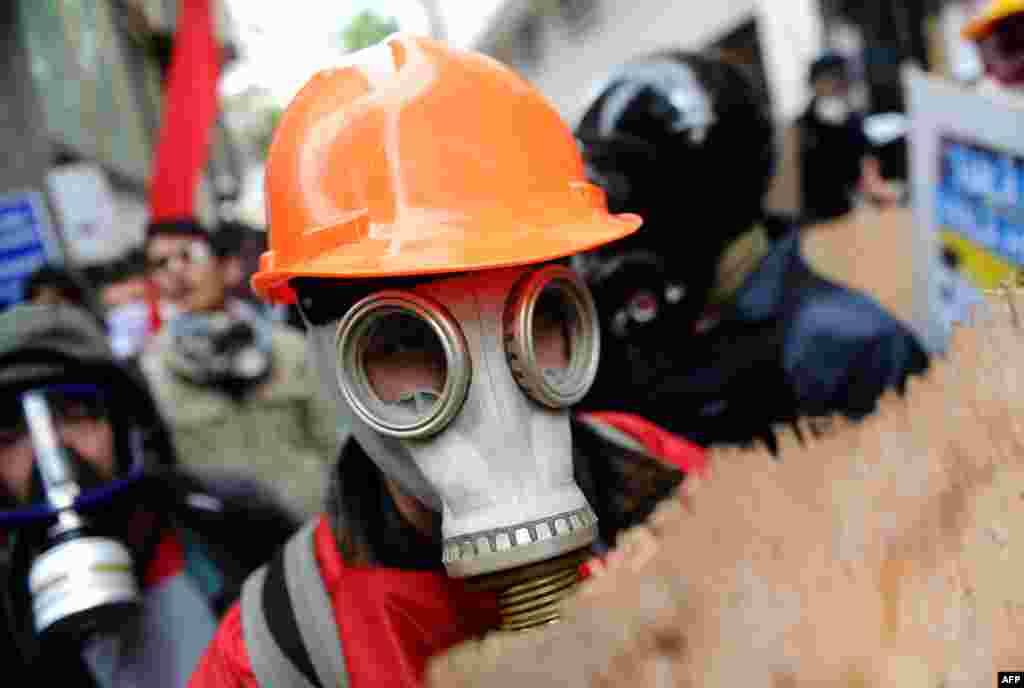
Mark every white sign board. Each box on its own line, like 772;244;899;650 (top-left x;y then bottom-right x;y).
46;163;121;267
904;66;1024;353
0;190;61;309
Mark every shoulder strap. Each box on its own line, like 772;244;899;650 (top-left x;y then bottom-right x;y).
240;520;349;688
241;565;320;688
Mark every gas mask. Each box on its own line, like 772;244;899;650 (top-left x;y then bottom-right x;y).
305;265;601;603
106;301;152;360
0;385;143;646
165;308;273;395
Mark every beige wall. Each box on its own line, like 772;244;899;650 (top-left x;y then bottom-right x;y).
476;0;823;126
479;0;758;126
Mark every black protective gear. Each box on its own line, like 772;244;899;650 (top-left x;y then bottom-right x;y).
576;51;776;324
580;231;930;449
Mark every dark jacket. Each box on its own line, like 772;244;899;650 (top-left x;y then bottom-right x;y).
798;103;870;222
0;469;299;687
582;231;930;450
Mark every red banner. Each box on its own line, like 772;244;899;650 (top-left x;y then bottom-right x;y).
148;0;222;222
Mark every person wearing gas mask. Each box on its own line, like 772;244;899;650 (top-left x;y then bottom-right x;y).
0;304;298;687
963;0;1024;96
140;219;338;518
188;35;700;688
573;51;930;450
796;52;899;223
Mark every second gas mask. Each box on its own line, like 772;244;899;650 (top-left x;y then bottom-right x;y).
1;387;143;645
306;265;601;578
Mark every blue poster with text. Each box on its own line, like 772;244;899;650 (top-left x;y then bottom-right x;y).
937;138;1024;267
0;191;58;309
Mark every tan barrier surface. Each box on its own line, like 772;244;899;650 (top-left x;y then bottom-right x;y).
429;299;1024;687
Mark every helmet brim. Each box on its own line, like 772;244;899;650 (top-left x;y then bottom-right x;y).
252;210;642;305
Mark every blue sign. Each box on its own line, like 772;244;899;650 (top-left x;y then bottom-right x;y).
0;190;60;309
937;137;1024;266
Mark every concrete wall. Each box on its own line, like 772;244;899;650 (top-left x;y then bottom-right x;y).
0;2;56;216
475;0;823;127
481;0;757;126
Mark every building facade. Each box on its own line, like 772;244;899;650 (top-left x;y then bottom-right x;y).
0;0;241;306
470;0;825;214
472;0;825;127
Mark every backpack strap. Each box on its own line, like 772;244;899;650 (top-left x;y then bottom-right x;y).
240;565;319;688
241;519;349;688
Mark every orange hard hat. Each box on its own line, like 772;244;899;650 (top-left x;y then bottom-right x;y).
963;0;1024;41
252;34;641;304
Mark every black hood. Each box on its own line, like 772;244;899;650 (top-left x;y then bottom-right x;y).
0;304;177;477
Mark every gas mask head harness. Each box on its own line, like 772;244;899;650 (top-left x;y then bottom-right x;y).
0;383;144;648
298;262;602;629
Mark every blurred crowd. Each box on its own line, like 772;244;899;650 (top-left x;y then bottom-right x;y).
0;2;1020;684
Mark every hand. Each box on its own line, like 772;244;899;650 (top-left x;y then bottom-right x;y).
859;156;902;208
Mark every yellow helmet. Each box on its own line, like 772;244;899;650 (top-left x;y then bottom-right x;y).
963;0;1024;42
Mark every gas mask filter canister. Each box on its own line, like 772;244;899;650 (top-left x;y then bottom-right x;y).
20;390;141;643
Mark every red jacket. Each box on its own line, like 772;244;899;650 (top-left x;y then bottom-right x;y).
188;517;500;688
189;413;704;688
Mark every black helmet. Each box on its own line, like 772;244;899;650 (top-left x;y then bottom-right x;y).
576;52;776;308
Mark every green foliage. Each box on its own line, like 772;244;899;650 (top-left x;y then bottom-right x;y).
253;106;284;157
340;10;400;53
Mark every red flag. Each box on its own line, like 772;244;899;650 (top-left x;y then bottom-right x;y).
149;0;222;222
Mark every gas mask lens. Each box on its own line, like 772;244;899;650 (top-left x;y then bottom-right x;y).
334;266;599;437
505;265;601;408
336;292;471;439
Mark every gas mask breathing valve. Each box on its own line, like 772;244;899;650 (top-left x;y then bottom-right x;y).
21;391;141;642
464;547;591;631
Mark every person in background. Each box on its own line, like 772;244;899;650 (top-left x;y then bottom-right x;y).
211;221;269;317
936;246;987;333
23;264;112;342
574;51;930;450
962;0;1024;95
24;264;88;308
89;248;158;361
140;219;339;518
797;52;898;223
0;304;297;687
